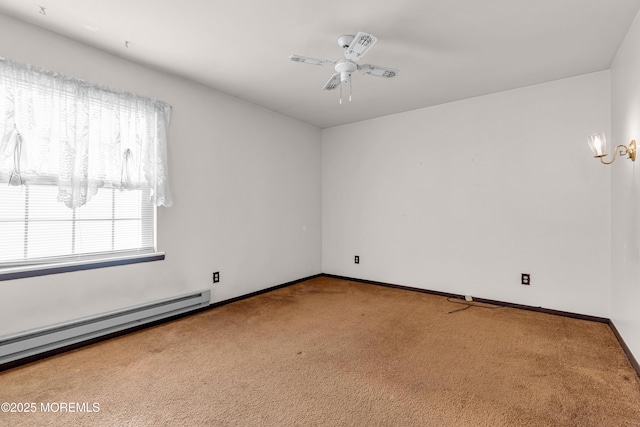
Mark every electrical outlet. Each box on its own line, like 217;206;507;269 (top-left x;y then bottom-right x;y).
354;255;359;264
213;272;220;283
521;273;530;285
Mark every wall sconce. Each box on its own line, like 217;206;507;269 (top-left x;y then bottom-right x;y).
588;133;636;164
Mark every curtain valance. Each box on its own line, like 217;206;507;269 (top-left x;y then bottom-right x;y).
0;59;172;208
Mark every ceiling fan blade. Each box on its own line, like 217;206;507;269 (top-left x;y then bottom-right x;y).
288;55;333;66
359;64;399;78
323;73;341;91
344;32;378;61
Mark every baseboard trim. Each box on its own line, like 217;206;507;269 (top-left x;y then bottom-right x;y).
324;273;468;299
609;320;640;377
210;274;323;309
0;273;322;373
323;274;610;323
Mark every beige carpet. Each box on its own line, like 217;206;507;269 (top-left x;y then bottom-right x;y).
1;276;639;426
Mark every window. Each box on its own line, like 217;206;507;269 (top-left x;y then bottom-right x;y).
0;185;154;265
0;59;172;279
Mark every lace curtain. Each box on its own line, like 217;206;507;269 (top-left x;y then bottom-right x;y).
0;59;172;208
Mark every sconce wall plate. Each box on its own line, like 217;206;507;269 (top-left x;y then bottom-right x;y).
628;139;636;161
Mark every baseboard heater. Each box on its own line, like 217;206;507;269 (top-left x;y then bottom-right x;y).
0;289;211;365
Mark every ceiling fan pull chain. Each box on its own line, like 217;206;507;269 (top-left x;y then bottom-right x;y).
339;83;343;104
349;79;352;102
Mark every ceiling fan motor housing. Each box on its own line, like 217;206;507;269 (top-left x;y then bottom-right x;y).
335;60;357;83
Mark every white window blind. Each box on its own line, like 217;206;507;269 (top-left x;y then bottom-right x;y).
0;59;170;271
0;184;154;266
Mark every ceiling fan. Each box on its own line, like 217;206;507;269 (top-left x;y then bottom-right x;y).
289;32;399;103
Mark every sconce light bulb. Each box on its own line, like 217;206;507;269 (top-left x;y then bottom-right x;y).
588;133;607;157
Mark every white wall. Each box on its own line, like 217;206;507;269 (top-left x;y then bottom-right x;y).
323;72;611;317
611;11;640;362
0;14;322;336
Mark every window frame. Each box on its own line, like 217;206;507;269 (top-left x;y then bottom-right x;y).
0;251;165;281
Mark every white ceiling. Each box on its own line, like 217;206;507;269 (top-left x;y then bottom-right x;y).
0;0;639;128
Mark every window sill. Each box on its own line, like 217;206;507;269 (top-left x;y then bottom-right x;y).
0;252;165;281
